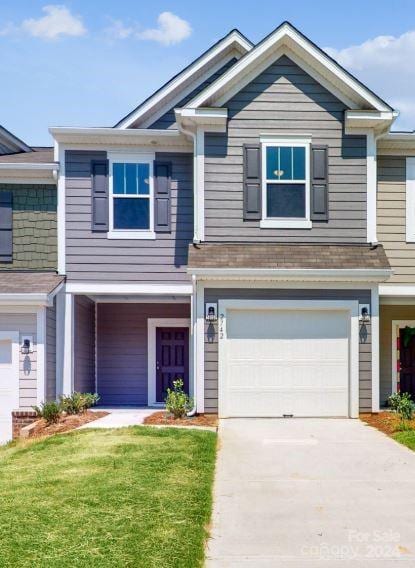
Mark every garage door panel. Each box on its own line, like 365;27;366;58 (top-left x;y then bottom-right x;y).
220;308;350;418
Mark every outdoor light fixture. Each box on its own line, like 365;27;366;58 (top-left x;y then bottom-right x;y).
21;338;31;355
359;304;371;323
205;303;218;323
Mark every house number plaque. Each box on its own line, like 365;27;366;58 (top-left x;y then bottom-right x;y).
219;313;225;339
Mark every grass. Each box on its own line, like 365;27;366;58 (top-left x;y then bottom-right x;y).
0;426;217;568
393;430;415;451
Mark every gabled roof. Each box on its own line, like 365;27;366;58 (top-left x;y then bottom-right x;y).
0;125;32;155
185;21;393;113
115;29;253;129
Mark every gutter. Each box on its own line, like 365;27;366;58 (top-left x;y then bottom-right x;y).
0;163;59;170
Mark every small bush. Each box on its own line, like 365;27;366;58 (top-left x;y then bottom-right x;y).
33;401;62;425
165;378;193;419
60;392;100;415
388;391;415;429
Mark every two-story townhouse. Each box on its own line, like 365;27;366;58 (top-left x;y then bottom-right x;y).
0;125;62;441
49;22;398;421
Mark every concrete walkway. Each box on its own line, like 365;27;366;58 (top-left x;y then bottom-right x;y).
79;408;156;429
206;418;415;567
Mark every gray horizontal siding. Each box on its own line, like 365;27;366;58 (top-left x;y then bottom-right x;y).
97;303;190;406
74;295;95;394
203;288;372;414
205;55;367;243
149;58;236;129
65;151;193;283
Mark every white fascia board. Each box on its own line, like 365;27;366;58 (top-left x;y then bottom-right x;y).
345;110;395;130
0;176;56;185
0;294;49;306
49;127;185;145
186;23;391;112
0;126;31;153
116;31;253;129
65;282;193;295
187;268;392;282
175;108;228;131
0;162;58;170
379;284;415;296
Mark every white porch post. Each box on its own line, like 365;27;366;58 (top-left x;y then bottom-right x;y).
61;292;74;396
371;285;380;412
36;306;47;404
195;279;205;413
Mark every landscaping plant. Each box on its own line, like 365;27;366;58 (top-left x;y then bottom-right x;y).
165;378;193;419
59;392;100;415
387;391;415;430
33;401;62;425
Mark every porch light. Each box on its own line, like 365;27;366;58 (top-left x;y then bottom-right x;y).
205;303;218;323
360;306;370;323
21;338;31;355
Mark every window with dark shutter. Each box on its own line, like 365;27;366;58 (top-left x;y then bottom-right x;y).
91;159;109;232
310;145;329;221
0;191;12;262
243;144;262;220
154;161;172;232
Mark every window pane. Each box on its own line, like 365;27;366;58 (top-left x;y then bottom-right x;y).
125;163;137;195
114;198;149;229
137;163;150;195
113;163;125;194
279;146;292;180
267;183;305;218
266;147;279;180
293;147;306;180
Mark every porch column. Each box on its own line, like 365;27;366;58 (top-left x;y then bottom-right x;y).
195;279;205;413
36;306;46;405
371;285;380;412
56;290;73;396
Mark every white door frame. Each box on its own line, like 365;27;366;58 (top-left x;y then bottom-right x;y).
0;331;20;440
218;299;360;418
391;320;415;395
147;318;191;406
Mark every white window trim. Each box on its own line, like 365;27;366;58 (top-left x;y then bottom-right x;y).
406;157;415;242
147;318;191;406
260;138;312;229
108;151;156;240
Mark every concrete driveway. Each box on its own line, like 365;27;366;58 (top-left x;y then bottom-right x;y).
206;419;415;567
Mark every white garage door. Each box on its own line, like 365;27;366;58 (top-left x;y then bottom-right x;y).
0;332;19;443
220;308;350;418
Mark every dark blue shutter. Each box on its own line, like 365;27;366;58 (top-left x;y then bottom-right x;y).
243;144;262;220
0;191;12;262
91;160;109;232
154;161;171;233
311;145;328;221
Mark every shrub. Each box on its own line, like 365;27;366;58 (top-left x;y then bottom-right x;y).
165;378;193;419
388;392;415;429
60;392;100;415
33;401;62;425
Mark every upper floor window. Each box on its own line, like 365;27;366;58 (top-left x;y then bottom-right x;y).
109;153;155;239
260;138;311;229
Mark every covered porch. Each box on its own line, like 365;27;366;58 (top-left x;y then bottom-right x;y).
58;284;193;408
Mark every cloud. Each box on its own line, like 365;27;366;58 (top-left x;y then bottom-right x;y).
325;30;415;129
0;5;86;40
106;12;192;46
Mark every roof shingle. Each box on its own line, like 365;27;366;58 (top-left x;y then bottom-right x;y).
0;272;64;294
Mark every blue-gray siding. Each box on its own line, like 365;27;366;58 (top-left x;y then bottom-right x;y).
74;295;95;394
204;288;372;413
65;151;193;283
204;55;367;242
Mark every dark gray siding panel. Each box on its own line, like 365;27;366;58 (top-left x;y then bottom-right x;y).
204;55;367;242
204;288;371;413
46;298;56;401
74;295;95;393
149;59;237;129
65;151;193;283
97;303;190;406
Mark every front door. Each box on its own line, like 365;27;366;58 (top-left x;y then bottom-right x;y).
156;327;189;403
399;327;415;399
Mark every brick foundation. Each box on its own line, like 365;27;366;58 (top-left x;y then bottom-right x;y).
12;410;38;439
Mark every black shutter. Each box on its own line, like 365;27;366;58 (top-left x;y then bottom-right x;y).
243;144;262;220
310;145;328;221
91;159;109;232
154;161;172;233
0;191;12;262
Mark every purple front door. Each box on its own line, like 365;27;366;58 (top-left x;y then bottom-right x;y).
156;327;189;403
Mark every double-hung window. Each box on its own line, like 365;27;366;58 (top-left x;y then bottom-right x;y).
261;138;311;229
109;154;155;239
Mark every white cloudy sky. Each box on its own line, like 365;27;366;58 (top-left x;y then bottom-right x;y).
0;1;413;144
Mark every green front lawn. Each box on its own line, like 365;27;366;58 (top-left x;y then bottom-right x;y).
393;430;415;451
0;427;217;567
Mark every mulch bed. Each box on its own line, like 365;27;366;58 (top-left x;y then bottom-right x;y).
360;411;415;436
143;411;218;428
25;410;109;439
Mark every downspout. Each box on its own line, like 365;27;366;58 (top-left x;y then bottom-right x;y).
187;274;197;416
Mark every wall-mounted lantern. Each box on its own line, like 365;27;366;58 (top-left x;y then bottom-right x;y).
205;303;218;323
21;336;33;355
359;304;370;323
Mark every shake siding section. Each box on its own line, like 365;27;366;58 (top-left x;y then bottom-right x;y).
65;151;193;283
97;303;190;406
204;55;367;242
377;156;415;283
74;296;95;394
204;288;372;413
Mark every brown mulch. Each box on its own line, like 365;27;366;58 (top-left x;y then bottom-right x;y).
26;410;109;439
360;411;415;435
143;411;218;428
